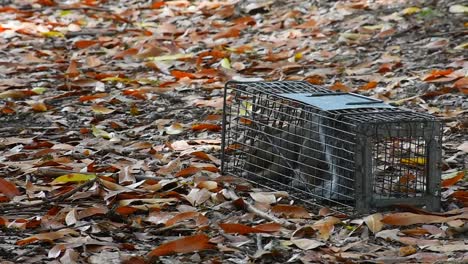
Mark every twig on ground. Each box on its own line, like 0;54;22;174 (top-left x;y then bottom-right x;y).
225;189;296;229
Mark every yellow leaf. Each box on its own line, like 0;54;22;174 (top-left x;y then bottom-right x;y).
31;87;47;94
294;52;303;60
30;102;47;112
59;10;72;16
402;7;421;15
221;58;231;69
454;42;468;50
91;104;115;114
92;125;111;139
147;53;194;61
400;157;426;166
51;173;96;185
41;31;65;38
239;101;252;116
101;77;133;83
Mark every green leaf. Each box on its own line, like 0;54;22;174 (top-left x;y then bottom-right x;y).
92;125;111;139
51;173;96;185
221;58;231;69
31;87;47;94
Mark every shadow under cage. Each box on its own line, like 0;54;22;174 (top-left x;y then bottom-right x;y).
221;81;442;214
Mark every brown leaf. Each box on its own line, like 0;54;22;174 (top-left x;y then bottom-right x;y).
271;204;311;219
219;223;280;234
65;60;80;78
175;166;200;177
192;123;222;132
16;229;78;246
312;216;341;240
442;171;465;187
358;81;378;91
148;234;214;256
364;213;384;233
0;178;21;199
165;212;209;227
74;40;100;49
453;77;468;95
116;206;139;216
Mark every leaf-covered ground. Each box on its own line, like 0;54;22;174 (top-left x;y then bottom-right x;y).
0;0;467;263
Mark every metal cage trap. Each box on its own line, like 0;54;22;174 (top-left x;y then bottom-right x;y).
221;81;442;214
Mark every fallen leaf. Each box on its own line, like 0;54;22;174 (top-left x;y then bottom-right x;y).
250;192;276;204
148;234;214;256
65;60;80;78
271;204;311;219
91;104;115;114
449;5;468;13
219;222;280;234
441;171;465;188
364;213;384;233
165;212;209;227
192;124;222;132
0;178;21;199
51;173;96;185
312;216;341;240
16;229;79;246
402;7;421;15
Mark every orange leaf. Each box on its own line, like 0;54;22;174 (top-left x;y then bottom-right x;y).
114;48;138;59
79;93;109;102
253;223;281;232
65;60;80;78
175;167;200;177
442;171;465;188
358;81;378;91
213;27;241;40
192;124;222;132
0;178;20;199
148;234;214;256
74;40;100;49
151;1;165;8
37;0;56;6
453;77;468;95
329;82;350;92
218;223;258;234
16;229;78;246
400;227;430;236
450;190;468;202
171;70;196;79
271;204;311;219
423;69;454;81
305;75;324;85
116;206;139;216
381;212;460;226
30;102;48;112
165;212;209;227
233;16;256;26
219;223;280;234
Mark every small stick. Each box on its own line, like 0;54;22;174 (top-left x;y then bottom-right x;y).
226;189;295;229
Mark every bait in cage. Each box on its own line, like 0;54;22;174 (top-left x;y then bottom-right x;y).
221;81;442;213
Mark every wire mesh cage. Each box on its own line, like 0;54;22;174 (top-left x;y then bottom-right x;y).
221;81;442;214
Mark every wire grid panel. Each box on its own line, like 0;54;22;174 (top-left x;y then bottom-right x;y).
222;81;442;213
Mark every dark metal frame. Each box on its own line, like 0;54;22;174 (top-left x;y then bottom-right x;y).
221;81;442;214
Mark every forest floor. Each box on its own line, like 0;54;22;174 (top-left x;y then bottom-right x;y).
0;0;467;263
